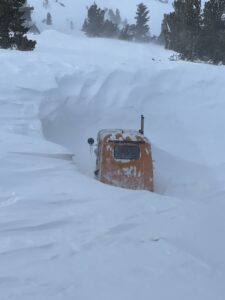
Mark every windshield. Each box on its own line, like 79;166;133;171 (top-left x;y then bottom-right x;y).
114;145;140;160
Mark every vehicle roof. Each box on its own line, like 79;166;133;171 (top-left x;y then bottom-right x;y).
97;129;150;144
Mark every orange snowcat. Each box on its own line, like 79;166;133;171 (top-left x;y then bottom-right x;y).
88;116;153;192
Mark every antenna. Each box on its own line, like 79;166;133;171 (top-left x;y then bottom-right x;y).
139;115;144;135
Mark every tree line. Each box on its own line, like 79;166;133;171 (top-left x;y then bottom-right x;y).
0;1;151;52
2;0;225;65
160;0;225;64
82;2;151;43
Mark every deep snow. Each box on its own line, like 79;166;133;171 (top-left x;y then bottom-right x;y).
0;2;225;299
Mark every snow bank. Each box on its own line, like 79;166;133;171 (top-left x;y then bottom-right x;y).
1;30;225;300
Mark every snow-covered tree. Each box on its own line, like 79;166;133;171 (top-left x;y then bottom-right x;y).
119;24;136;41
199;0;225;63
161;0;201;60
102;19;118;37
107;8;121;25
21;1;40;34
158;14;170;47
0;0;36;50
82;3;105;37
184;0;201;59
0;0;11;49
134;3;150;42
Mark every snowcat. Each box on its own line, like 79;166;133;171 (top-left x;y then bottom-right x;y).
88;115;153;192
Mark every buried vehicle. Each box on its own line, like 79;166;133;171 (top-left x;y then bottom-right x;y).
88;116;153;192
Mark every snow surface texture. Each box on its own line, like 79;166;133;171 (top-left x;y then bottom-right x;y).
0;1;225;299
1;29;225;300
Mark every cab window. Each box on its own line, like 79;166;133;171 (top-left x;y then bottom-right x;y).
114;145;140;160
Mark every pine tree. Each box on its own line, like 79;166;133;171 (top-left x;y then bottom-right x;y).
0;0;11;49
158;14;170;46
160;0;225;64
82;3;105;37
185;0;201;59
163;0;186;52
199;0;225;63
0;0;36;50
134;3;150;42
119;24;136;41
108;9;116;24
108;8;121;25
115;9;121;25
161;0;201;59
102;20;118;37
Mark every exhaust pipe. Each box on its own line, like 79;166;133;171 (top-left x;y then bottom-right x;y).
139;115;144;135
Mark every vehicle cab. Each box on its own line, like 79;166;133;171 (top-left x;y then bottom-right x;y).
88;116;154;191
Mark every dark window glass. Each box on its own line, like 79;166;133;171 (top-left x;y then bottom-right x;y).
114;145;140;160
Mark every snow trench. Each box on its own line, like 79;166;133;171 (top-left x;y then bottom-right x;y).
40;67;225;200
2;33;225;299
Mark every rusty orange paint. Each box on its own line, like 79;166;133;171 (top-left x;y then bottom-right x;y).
95;130;153;192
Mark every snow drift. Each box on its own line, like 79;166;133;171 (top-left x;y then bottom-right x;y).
1;24;225;300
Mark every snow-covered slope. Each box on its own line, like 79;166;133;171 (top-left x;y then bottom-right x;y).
1;29;225;299
29;0;173;35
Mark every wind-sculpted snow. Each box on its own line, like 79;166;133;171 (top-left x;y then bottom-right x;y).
1;31;225;299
